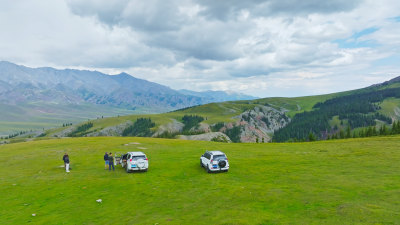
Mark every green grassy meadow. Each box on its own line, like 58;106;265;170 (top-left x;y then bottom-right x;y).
1;136;400;224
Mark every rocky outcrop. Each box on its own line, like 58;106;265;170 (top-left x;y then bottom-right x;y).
152;119;184;137
86;121;133;137
157;105;289;143
233;106;290;142
189;122;211;133
179;132;231;142
51;125;77;137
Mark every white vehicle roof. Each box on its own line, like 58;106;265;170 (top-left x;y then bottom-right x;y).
208;150;225;155
127;151;146;156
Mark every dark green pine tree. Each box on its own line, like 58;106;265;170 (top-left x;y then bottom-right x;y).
371;126;375;136
359;129;365;138
346;125;351;139
339;129;345;139
379;125;388;136
308;132;316;142
394;121;400;134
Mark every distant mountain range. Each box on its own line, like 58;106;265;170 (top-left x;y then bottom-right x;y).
178;89;255;103
0;61;255;134
0;61;254;109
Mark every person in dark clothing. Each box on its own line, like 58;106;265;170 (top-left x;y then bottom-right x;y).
104;152;109;169
108;153;115;171
63;153;70;173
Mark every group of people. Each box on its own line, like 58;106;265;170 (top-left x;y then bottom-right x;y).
61;152;115;173
104;152;115;171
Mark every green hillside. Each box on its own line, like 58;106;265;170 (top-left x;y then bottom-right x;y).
4;77;400;143
41;102;257;138
40;93;339;137
1;136;400;224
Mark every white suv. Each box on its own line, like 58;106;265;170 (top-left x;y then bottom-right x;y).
200;150;229;173
120;152;148;173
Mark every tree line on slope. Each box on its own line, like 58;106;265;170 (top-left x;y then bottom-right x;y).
68;122;94;137
273;87;400;142
1;130;31;139
122;115;207;137
181;115;204;135
324;121;400;141
122;118;155;137
120;115;245;143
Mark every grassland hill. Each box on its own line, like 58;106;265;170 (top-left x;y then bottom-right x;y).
8;75;395;143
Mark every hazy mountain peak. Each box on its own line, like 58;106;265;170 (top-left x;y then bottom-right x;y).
178;89;256;102
116;72;131;77
0;61;255;113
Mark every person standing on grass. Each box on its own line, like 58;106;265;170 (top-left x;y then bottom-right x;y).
108;152;115;171
63;153;70;173
104;152;109;169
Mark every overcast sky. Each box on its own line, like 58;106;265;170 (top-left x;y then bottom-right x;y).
1;0;399;97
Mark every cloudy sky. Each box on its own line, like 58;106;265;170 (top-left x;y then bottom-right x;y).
1;0;399;97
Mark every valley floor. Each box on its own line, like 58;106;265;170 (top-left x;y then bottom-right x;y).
1;136;399;224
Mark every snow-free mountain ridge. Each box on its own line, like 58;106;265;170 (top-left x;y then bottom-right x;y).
0;61;255;134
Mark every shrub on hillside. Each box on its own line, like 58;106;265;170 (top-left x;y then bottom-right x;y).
211;122;225;132
224;125;242;143
211;135;229;143
155;131;178;139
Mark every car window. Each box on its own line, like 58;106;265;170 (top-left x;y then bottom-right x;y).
132;156;146;161
213;155;227;161
205;153;211;160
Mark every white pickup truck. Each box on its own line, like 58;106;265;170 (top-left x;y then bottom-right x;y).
120;151;149;173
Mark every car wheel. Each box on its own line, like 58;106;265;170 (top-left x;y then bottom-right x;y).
207;165;211;173
143;169;148;172
200;159;203;167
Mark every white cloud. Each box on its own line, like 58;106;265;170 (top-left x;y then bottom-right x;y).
0;0;399;97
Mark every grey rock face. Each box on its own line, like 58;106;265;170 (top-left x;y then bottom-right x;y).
235;106;290;142
179;132;231;142
188;122;211;133
86;121;133;137
152;119;184;137
51;126;77;137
